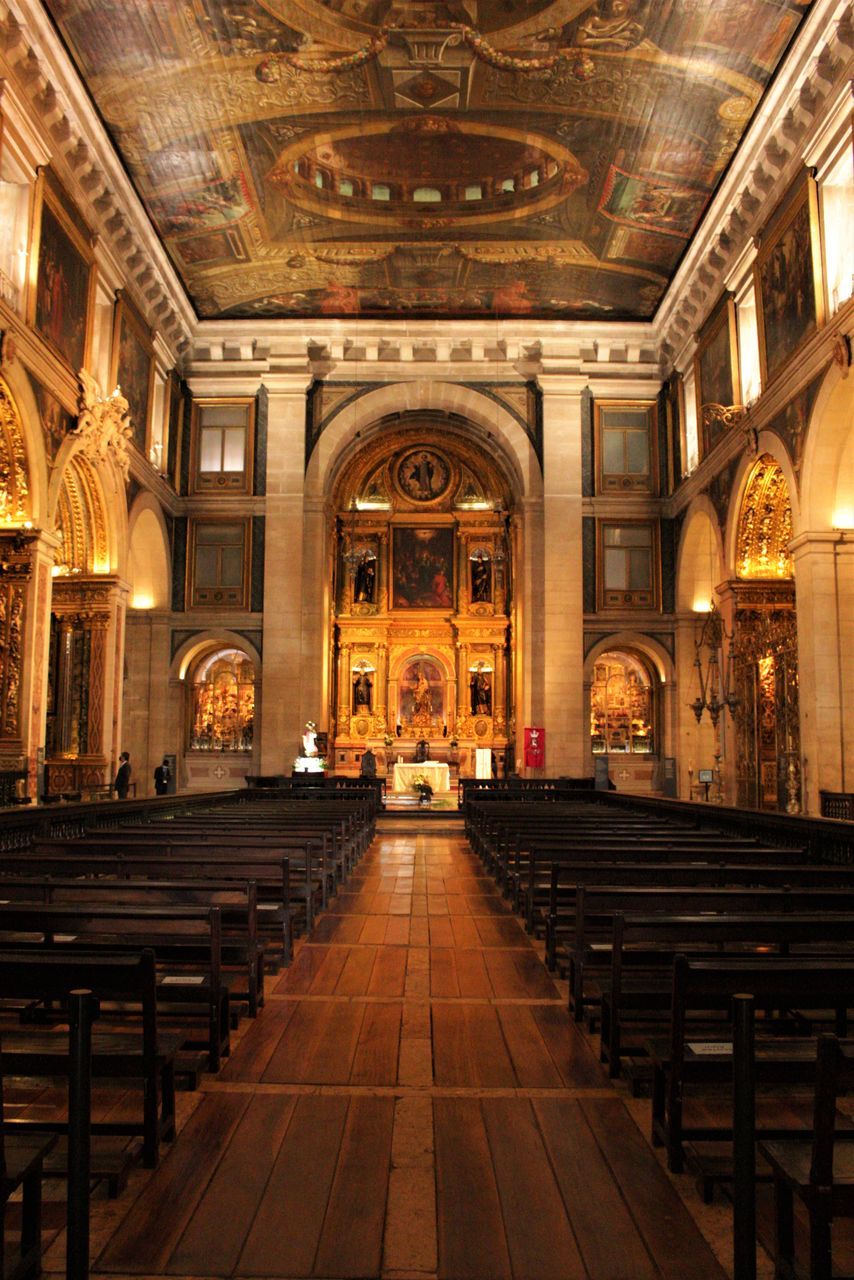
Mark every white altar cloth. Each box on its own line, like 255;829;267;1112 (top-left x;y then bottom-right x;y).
392;762;451;793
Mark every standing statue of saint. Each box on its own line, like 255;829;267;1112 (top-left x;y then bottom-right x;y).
470;670;492;716
413;666;431;716
353;670;373;712
353;555;376;604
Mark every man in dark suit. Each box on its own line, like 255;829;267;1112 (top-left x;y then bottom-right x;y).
114;751;131;799
153;757;170;795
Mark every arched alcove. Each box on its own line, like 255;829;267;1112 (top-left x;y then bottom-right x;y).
676;501;724;613
730;453;799;812
127;501;171;611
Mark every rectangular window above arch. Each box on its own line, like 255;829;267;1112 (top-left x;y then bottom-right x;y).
595;401;657;495
187;518;251;609
598;520;659;610
190;398;255;495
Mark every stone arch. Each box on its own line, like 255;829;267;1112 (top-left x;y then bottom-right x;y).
170;630;262;683
583;632;673;687
798;363;854;530
127;495;171;610
676;498;725;612
303;379;541;504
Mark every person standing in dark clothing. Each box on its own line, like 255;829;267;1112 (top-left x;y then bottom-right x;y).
114;751;131;799
154;757;170;795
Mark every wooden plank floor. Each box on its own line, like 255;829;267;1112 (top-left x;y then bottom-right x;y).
75;823;729;1280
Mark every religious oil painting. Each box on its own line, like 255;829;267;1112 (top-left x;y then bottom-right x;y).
32;378;74;462
392;528;454;610
695;295;740;457
755;177;824;386
111;296;154;455
34;198;91;372
41;0;816;322
396;449;451;503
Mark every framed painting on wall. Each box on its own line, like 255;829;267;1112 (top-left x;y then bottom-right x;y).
391;526;455;610
694;293;740;457
110;292;155;455
754;174;825;386
31;177;95;372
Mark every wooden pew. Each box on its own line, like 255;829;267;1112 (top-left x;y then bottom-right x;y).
600;911;854;1080
0;902;227;1071
567;884;854;1024
759;1034;854;1280
0;950;178;1170
0;1043;57;1280
648;955;854;1173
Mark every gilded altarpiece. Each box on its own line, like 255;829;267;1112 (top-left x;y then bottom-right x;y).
731;455;800;812
330;428;513;777
0;381;34;775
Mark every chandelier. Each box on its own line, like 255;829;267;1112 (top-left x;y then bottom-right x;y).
691;603;738;728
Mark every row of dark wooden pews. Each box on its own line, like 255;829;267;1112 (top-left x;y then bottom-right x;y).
464;786;854;1280
0;785;378;1279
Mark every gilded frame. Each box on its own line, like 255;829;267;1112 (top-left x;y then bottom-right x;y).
694;293;741;457
753;172;825;387
110;291;156;456
29;170;96;372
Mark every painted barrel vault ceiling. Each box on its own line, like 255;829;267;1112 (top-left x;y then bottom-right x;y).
42;0;813;321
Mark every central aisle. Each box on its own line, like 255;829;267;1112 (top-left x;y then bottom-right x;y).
93;823;728;1280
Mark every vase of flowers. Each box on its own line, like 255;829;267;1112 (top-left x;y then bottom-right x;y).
410;772;433;805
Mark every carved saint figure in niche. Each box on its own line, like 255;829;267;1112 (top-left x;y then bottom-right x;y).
470;669;492;716
353;670;373;712
471;555;492;604
353;553;376;604
413;665;432;716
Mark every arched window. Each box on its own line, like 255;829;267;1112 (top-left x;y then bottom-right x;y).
189;648;255;752
590;651;655;755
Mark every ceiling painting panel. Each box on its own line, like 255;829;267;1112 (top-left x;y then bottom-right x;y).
41;0;813;320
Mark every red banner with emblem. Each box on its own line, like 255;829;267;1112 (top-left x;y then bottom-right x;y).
524;726;545;769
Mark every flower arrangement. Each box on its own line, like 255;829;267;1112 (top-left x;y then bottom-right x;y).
383;734;394;748
410;772;434;803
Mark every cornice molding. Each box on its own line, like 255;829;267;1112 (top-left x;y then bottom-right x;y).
0;0;195;355
656;0;854;369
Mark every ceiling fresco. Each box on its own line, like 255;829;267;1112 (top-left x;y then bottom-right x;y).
42;0;813;321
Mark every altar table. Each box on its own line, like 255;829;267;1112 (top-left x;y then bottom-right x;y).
392;762;451;793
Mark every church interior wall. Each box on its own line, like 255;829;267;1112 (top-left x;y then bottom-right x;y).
0;0;850;803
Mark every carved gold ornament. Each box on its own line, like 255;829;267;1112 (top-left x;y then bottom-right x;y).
0;379;31;525
73;370;133;482
736;454;793;579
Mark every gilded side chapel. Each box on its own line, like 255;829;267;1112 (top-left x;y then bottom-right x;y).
0;0;850;814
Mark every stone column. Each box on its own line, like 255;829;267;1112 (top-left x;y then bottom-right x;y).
124;608;174;796
791;531;854;814
539;377;585;775
258;372;312;773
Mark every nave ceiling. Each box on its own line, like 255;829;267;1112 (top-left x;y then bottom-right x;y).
41;0;813;322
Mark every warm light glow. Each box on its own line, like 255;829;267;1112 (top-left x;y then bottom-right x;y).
692;597;713;614
833;508;854;529
131;594;155;610
93;556;111;574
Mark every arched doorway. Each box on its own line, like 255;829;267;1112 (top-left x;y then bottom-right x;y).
328;416;514;780
730;453;799;811
181;642;259;790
